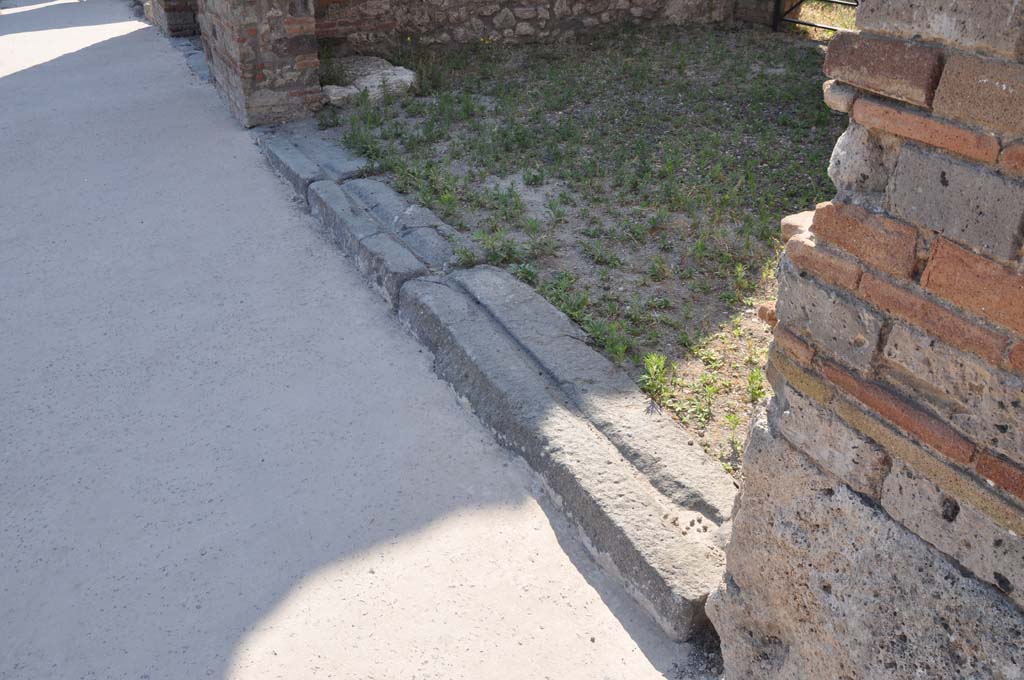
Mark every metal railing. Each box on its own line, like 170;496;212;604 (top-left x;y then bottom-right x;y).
772;0;858;33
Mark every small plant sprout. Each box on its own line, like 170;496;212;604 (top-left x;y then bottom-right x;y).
638;353;675;406
747;366;767;403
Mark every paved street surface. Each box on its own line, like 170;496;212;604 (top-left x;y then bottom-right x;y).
0;1;689;677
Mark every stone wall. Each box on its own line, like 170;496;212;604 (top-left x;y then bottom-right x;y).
196;0;322;126
315;0;734;52
146;0;198;36
707;1;1024;677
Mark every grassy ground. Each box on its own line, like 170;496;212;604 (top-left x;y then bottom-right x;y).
322;24;846;474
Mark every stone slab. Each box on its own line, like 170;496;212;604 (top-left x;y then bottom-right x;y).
308;180;381;250
258;134;325;205
451;265;738;523
357;233;428;308
306;181;426;307
887;145;1024;262
343;178;444;232
289;134;367;182
400;227;455;270
399;276;728;642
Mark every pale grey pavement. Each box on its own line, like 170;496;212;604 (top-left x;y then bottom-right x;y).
0;0;693;678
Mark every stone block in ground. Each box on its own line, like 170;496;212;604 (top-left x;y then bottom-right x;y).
400;227;455;270
706;407;1024;680
398;276;727;641
322;56;416;106
450;265;737;524
342;178;456;269
882;458;1024;609
257;134;325;205
307;181;425;306
357;234;427;308
308;180;382;252
774;259;883;372
886;145;1024;262
274;118;367;181
313;180;455;271
342;178;445;232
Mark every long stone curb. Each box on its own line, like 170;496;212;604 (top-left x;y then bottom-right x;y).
252;127;739;641
399;276;724;640
450;266;739;524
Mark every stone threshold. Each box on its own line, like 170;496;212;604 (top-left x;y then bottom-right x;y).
251;119;740;641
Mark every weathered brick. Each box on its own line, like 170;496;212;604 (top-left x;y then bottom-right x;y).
999;141;1024;178
757;302;777;327
780;209;813;242
852;98;1000;165
921;239;1024;336
811;201;917;279
977;453;1024;503
832;395;1024;537
777;380;890;498
823;32;944;108
933;54;1024;137
1008;343;1024;376
821;361;979;466
775;260;883;371
859;272;1008;366
880;322;1024;465
772;325;815;367
856;0;1024;61
784;233;863;291
886;145;1024;262
881;458;1024;608
822;79;857;113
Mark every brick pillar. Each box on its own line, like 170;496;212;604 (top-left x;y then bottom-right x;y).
145;0;198;36
195;0;321;127
707;1;1024;677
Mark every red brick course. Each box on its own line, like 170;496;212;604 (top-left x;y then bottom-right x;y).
921;239;1024;336
1008;343;1024;375
1000;142;1024;177
977;453;1024;503
773;326;816;367
821;361;979;466
852;98;1001;164
812;201;918;279
858;272;1009;366
780;210;814;243
824;31;944;108
757;302;778;327
785;233;864;291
